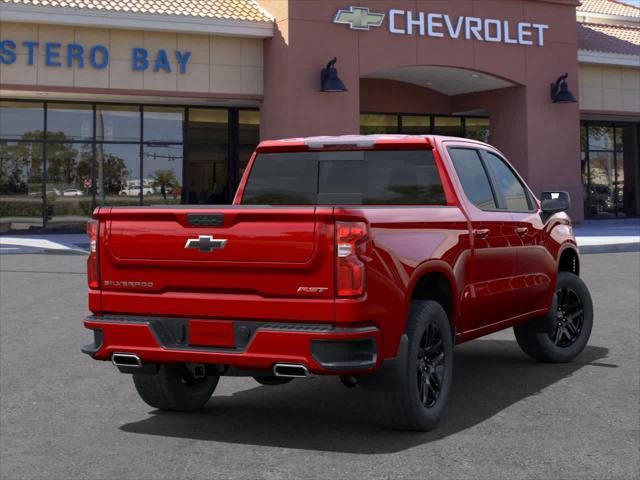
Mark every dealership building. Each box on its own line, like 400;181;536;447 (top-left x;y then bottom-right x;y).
0;0;638;231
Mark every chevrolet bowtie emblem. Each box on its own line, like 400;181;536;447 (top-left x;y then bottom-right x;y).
184;235;227;253
334;6;385;31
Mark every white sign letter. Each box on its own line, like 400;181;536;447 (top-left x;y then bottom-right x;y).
484;19;502;43
465;17;484;41
389;9;406;34
503;21;518;44
532;23;549;46
427;13;444;38
444;15;464;39
518;23;533;45
406;11;425;36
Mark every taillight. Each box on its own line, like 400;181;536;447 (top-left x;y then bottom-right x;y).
336;221;367;298
87;219;99;289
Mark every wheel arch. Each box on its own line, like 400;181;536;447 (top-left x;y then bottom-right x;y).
558;245;580;276
408;261;458;338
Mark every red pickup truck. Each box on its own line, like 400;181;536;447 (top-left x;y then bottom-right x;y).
82;135;593;431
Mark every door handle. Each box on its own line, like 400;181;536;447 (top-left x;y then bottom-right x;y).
516;227;529;236
474;228;490;239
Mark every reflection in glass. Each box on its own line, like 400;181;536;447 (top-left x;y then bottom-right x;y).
0;141;44;230
0;101;44;140
588;151;616;217
143;144;183;204
588;126;614;151
46;143;93;226
401;115;430;135
143;107;183;143
186;108;229;204
97;143;141;206
97;105;140;142
465;118;491;143
239;110;260;184
47;103;93;141
360;114;399;135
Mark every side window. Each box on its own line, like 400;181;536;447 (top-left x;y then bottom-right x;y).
448;148;497;209
483;152;532;211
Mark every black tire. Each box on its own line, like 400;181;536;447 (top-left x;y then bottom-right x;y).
514;271;593;363
253;376;293;386
132;364;219;411
368;300;454;431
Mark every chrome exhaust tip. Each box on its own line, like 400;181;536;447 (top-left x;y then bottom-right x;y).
273;363;309;378
111;352;142;368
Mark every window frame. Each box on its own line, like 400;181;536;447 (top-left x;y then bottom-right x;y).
446;146;500;211
478;148;535;213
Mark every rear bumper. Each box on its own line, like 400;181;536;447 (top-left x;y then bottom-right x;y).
82;315;381;375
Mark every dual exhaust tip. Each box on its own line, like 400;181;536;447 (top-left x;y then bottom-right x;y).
273;363;309;378
113;354;309;379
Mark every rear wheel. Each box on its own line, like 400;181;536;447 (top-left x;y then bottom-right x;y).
368;300;453;431
132;364;219;411
514;271;593;363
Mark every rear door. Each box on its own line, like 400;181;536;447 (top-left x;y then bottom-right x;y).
446;146;522;332
98;206;336;322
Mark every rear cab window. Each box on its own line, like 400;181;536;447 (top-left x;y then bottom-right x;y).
241;150;447;205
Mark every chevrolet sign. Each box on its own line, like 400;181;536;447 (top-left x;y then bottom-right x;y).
334;6;549;47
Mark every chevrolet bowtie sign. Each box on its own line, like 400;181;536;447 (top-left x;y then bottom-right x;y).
333;6;549;46
334;6;385;31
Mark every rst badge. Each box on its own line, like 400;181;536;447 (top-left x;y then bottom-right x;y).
184;235;227;253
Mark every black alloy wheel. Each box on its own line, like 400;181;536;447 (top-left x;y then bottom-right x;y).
551;287;584;347
417;323;445;408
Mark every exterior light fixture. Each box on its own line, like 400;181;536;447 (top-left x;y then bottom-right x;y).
550;73;577;104
321;57;347;92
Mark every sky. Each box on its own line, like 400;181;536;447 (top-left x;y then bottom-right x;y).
617;0;640;7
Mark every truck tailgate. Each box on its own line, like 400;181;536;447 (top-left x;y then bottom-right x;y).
96;207;335;322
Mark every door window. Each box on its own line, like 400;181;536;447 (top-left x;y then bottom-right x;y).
448;148;496;209
482;152;532;211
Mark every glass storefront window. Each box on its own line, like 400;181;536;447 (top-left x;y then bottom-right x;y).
143;107;183;143
96;105;141;142
465;118;491;143
186;108;229;204
0;141;44;230
434;116;463;136
47;103;93;141
143;144;183;204
582;121;639;218
401;115;430;135
239;110;260;182
0;101;44;140
361;114;399;135
97;143;141;206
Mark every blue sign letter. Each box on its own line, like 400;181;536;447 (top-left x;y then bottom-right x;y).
174;51;191;74
0;40;17;64
132;48;148;71
90;45;109;69
67;43;84;68
22;41;38;65
153;49;171;73
45;42;62;67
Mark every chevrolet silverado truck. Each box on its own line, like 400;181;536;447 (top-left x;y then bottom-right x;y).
82;135;593;431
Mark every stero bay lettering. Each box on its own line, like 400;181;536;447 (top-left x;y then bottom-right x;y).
0;40;192;73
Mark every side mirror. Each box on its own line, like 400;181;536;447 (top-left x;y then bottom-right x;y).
540;191;571;215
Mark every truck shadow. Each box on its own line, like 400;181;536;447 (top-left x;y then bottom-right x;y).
120;340;610;454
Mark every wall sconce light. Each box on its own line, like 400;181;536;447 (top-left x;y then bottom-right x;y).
550;73;577;104
321;57;347;92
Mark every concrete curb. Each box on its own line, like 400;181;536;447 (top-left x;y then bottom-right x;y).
579;243;640;254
